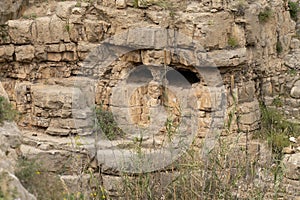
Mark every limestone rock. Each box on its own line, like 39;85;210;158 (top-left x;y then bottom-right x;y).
55;1;77;20
36;15;70;44
0;0;28;24
0;169;37;200
291;86;300;99
15;45;35;61
204;48;247;67
283;147;296;154
8;19;35;44
116;0;127;9
46;127;71;136
283;153;300;180
0;45;14;62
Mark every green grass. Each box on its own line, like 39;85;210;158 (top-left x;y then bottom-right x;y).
276;40;283;54
22;13;37;19
0;96;18;124
15;158;65;200
94;106;125;140
272;96;283;107
288;1;299;21
228;37;239;48
258;7;273;23
253;103;300;156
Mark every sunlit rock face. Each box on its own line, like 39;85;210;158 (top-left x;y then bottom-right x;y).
0;0;28;24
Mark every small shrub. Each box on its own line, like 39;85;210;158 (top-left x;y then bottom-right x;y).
272;96;283;107
254;103;300;156
234;0;247;16
65;24;70;33
287;68;297;76
94;106;125;140
276;40;283;54
75;2;81;7
0;96;18;124
15;158;65;200
288;1;299;21
22;13;37;19
228;37;239;48
258;7;273;23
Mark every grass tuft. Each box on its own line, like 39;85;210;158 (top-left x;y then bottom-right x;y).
258;7;273;23
0;96;18;124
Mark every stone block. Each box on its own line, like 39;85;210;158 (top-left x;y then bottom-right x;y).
283;153;300;180
0;45;14;62
116;0;127;9
127;28;155;49
291;86;300;99
8;20;35;44
15;45;35;62
55;1;77;20
36;15;70;44
238;81;256;103
45;127;71;136
205;48;247;67
47;52;62;61
84;20;110;42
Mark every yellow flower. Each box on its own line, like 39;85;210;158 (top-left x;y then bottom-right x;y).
36;171;40;175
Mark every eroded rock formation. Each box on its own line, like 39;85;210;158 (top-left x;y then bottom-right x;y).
0;0;300;199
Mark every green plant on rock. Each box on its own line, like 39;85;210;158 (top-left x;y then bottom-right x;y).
228;36;239;48
75;2;82;7
234;0;247;16
94;105;125;140
15;158;65;200
288;1;299;21
287;68;297;76
276;40;283;54
254;103;300;157
272;96;283;107
0;96;18;124
22;13;37;19
258;7;273;23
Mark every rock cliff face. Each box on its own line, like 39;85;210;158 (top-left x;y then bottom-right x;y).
0;85;36;200
0;0;300;199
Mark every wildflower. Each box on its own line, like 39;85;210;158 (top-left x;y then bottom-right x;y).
36;171;40;175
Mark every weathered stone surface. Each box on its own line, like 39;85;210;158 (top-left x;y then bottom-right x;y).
0;169;37;200
283;153;300;180
0;0;28;24
36;15;70;44
15;45;35;61
8;19;35;44
238;81;256;103
0;0;300;198
31;85;74;110
84;20;110;43
55;1;77;20
0;83;9;100
46;127;71;136
204;48;247;67
291;80;300;99
116;0;127;9
0;83;36;199
0;45;14;62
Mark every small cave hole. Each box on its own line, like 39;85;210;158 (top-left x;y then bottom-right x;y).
126;66;153;83
166;68;200;87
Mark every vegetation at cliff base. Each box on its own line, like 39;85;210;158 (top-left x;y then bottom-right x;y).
94;106;125;140
254;103;300;156
0;96;18;124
